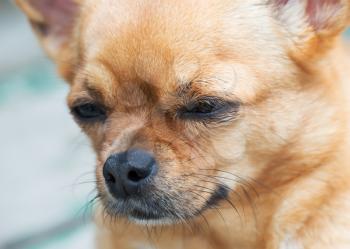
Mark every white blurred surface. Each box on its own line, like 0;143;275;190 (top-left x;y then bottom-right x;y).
0;1;97;248
0;87;96;243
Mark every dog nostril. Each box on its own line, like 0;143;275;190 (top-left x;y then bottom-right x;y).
103;150;158;198
106;173;116;183
127;170;145;182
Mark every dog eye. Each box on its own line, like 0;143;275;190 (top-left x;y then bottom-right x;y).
71;103;106;122
186;101;218;114
179;97;239;121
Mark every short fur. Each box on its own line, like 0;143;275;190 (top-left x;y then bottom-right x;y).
16;0;350;248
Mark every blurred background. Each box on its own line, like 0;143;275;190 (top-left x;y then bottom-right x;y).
0;1;96;249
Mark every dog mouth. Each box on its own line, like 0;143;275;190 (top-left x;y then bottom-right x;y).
128;208;166;221
102;184;229;223
103;197;170;222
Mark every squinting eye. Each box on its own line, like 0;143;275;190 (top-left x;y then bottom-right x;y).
179;97;239;121
71;103;106;122
186;101;218;114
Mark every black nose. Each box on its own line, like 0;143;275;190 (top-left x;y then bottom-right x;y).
103;149;158;199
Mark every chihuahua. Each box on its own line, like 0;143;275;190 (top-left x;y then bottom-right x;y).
16;0;350;248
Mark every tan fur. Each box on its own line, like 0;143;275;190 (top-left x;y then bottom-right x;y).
16;0;350;248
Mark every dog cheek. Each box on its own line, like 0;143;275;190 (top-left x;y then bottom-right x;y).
210;128;247;166
153;140;214;208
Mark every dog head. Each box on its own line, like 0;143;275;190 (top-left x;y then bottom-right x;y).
17;0;350;224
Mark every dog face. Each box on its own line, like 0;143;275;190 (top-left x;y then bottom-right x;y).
17;0;349;224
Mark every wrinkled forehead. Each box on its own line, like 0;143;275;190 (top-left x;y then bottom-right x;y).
80;0;226;80
81;0;227;52
76;0;287;101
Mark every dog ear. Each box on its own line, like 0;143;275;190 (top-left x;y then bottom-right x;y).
269;0;350;57
16;0;79;62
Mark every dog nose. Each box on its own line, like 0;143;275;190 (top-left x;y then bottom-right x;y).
103;149;158;199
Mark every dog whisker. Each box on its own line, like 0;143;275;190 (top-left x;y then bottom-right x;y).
190;186;232;226
194;173;258;196
199;168;273;196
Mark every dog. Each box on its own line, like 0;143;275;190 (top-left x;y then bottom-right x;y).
16;0;350;248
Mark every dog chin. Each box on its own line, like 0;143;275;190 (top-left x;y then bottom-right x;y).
104;197;182;226
126;204;182;226
128;216;178;226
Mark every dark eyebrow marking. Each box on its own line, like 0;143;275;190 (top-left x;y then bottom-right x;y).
74;82;107;106
177;82;193;97
176;80;226;101
138;81;160;104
